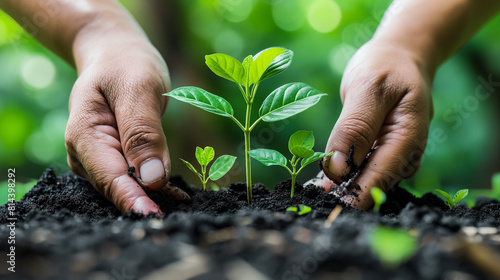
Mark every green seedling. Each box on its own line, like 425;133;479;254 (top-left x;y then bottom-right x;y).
435;188;469;209
368;226;417;269
181;146;236;191
492;173;500;200
370;187;386;213
248;130;332;198
286;204;312;215
165;47;326;203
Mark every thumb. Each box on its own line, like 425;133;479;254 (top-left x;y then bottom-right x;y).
323;82;396;182
113;80;171;191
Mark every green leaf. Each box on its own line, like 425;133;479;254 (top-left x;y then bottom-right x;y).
290;146;314;159
435;189;454;208
259;82;326;122
286;206;298;212
301;152;333;167
297;205;312;215
242;55;253;87
180;158;200;176
250;47;293;83
209;155;237;181
195;147;204;166
288;130;314;155
199;146;215;166
164;87;234;118
248;149;287;167
453;189;469;205
205;54;245;84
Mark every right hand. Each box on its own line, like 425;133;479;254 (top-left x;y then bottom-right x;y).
316;39;434;209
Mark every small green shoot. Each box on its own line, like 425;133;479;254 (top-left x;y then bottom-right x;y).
492;173;500;200
165;47;327;203
368;226;417;269
286;204;312;215
181;146;236;190
370;187;386;213
248;130;332;198
435;189;469;209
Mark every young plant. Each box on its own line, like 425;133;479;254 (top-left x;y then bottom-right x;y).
435;188;469;209
180;146;236;191
370;187;386;213
248;130;332;198
165;47;326;203
286;205;312;215
368;226;417;269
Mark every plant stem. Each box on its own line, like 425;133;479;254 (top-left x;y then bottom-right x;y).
290;157;297;198
244;101;253;204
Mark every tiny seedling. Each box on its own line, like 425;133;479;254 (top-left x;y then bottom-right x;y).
165;47;326;203
248;130;332;198
435;189;469;209
368;226;417;269
286;205;312;215
181;146;236;191
370;187;386;213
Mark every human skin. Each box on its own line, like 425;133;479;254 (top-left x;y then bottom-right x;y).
318;0;500;209
0;0;189;214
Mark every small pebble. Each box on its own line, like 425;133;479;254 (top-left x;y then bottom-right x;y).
132;228;146;240
477;227;498;235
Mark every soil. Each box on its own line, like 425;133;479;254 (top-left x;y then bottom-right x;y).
1;168;500;280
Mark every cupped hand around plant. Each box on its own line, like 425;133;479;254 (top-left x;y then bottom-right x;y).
65;34;189;214
316;39;434;210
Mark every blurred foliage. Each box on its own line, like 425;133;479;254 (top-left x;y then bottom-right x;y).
1;0;500;198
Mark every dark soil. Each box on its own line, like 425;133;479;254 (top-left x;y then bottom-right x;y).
1;168;500;280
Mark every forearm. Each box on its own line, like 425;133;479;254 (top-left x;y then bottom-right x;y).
373;0;500;74
0;0;151;72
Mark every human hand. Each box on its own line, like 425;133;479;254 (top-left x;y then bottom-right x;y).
65;40;189;214
316;39;434;209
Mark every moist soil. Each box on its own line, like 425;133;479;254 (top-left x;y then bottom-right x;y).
1;168;500;280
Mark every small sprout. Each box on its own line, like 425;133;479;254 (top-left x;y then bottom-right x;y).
181;146;236;190
370;187;386;213
368;226;417;269
249;130;332;198
165;47;327;203
286;205;312;215
435;188;469;209
492;173;500;199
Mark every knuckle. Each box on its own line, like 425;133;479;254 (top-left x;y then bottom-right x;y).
122;126;163;154
340;117;377;150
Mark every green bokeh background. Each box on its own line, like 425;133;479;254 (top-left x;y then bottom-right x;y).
1;0;500;203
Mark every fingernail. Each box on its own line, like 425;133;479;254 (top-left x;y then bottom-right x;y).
328;151;350;177
140;158;166;185
132;196;161;215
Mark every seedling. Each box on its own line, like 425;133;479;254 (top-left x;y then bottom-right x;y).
165;47;326;203
435;189;469;209
286;204;312;215
368;226;417;269
180;146;236;191
248;130;332;198
370;187;386;213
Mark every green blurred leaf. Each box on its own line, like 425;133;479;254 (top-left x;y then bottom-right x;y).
248;149;287;167
286;206;298;212
453;189;469;205
209;155;236;180
370;187;387;212
435;189;454;208
297;205;312;215
164;87;234;117
368;226;417;269
242;55;253;87
205;53;245;84
259;82;326;122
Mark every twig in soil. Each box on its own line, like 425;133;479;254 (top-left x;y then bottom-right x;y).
324;205;343;228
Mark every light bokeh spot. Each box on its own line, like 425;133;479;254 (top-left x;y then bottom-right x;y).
21;55;56;89
307;0;342;33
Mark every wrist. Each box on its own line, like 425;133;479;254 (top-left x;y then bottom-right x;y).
368;35;438;81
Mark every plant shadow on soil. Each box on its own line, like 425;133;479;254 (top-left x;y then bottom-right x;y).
1;168;500;280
